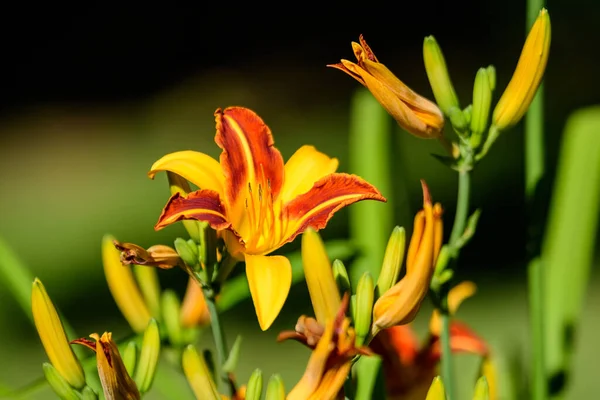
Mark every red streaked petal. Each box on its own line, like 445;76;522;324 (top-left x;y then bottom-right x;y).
214;107;285;226
155;190;230;231
283;173;386;243
421;320;489;366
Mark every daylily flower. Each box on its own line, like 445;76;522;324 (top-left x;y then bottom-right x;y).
370;282;493;400
372;181;443;334
73;332;140;400
149;106;385;330
493;8;551;131
329;35;444;139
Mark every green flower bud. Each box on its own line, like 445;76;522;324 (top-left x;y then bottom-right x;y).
245;369;264;400
448;106;468;132
161;289;183;346
332;259;351;298
486;65;496;91
174;238;199;269
133;265;162;321
462;105;473;126
376;226;406;297
42;363;81;400
265;374;286;400
122;341;138;378
470;68;492;147
80;386;99;400
134;319;160;393
424;36;460;115
473;376;490;400
354;272;374;346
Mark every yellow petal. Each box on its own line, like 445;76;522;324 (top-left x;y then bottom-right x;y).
301;229;341;324
148;150;225;194
280;145;339;203
245;254;292;331
425;376;446;400
92;332;140;400
31;279;85;389
102;235;152;333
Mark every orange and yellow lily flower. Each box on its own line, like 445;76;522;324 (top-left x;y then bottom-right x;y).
149;107;386;330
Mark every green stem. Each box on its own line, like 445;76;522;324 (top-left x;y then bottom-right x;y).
449;169;471;248
203;287;231;396
440;312;454;400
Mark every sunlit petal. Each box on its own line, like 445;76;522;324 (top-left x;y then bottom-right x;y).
284;173;386;244
245;254;292;331
148;150;224;194
154;190;230;231
281;145;339;203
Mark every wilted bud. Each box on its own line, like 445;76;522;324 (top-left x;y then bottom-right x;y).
115;241;181;270
182;345;220;400
426;376;446;400
493;9;551;130
470;68;493;147
301;229;342;324
245;369;264;400
423;36;460;115
134;319;160;393
265;374;286;400
376;226;406;297
329;35;445;139
73;332;140;400
102;235;152;333
32;279;85;389
332;259;352;298
42;363;82;400
354;272;374;346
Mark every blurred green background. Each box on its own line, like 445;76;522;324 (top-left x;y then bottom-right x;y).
1;1;599;399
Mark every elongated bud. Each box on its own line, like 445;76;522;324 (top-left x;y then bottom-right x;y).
245;368;264;400
102;235;152;334
448;106;468;132
167;172;202;243
493;9;551;130
43;363;81;400
122;342;138;377
265;374;286;400
354;272;374;346
182;345;220;400
470;68;492;147
376;226;406;297
486;65;496;91
160;289;184;346
134;319;160;393
32;279;85;389
332;259;351;298
473;376;490;400
222;335;243;374
133;265;162;320
426;376;446;400
174;238;199;269
424;36;460;115
463;105;473;126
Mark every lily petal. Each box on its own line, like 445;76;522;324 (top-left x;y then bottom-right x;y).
280;145;339;203
154;190;230;231
284;173;386;243
214;107;285;231
148;150;224;194
245;254;292;331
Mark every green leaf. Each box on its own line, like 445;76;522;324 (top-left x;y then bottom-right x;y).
353;355;385;400
542;106;600;396
348;88;394;285
217;240;356;312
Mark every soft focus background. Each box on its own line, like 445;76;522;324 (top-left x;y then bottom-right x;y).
1;2;599;399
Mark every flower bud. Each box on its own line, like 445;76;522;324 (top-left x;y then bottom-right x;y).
493;9;551;131
332;259;351;298
448;106;468;132
470;68;493;147
245;369;264;400
376;226;406;297
486;65;496;91
354;272;374;346
462;105;473;126
426;376;446;400
122;341;138;377
42;363;81;400
134;319;160;393
133;265;161;320
222;335;243;374
423;36;460;115
473;376;490;400
80;386;98;400
174;238;199;269
161;289;184;346
182;344;220;400
32;279;85;389
265;374;286;400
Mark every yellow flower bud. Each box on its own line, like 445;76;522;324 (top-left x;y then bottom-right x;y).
182;344;221;400
493;9;551;130
423;36;460;115
376;226;406;297
426;376;446;400
354;272;374;346
473;376;490;400
134;319;161;393
32;279;85;389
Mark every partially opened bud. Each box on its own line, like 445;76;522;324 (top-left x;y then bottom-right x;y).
32;279;85;389
493;9;551;130
423;36;460;115
329;35;445;139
